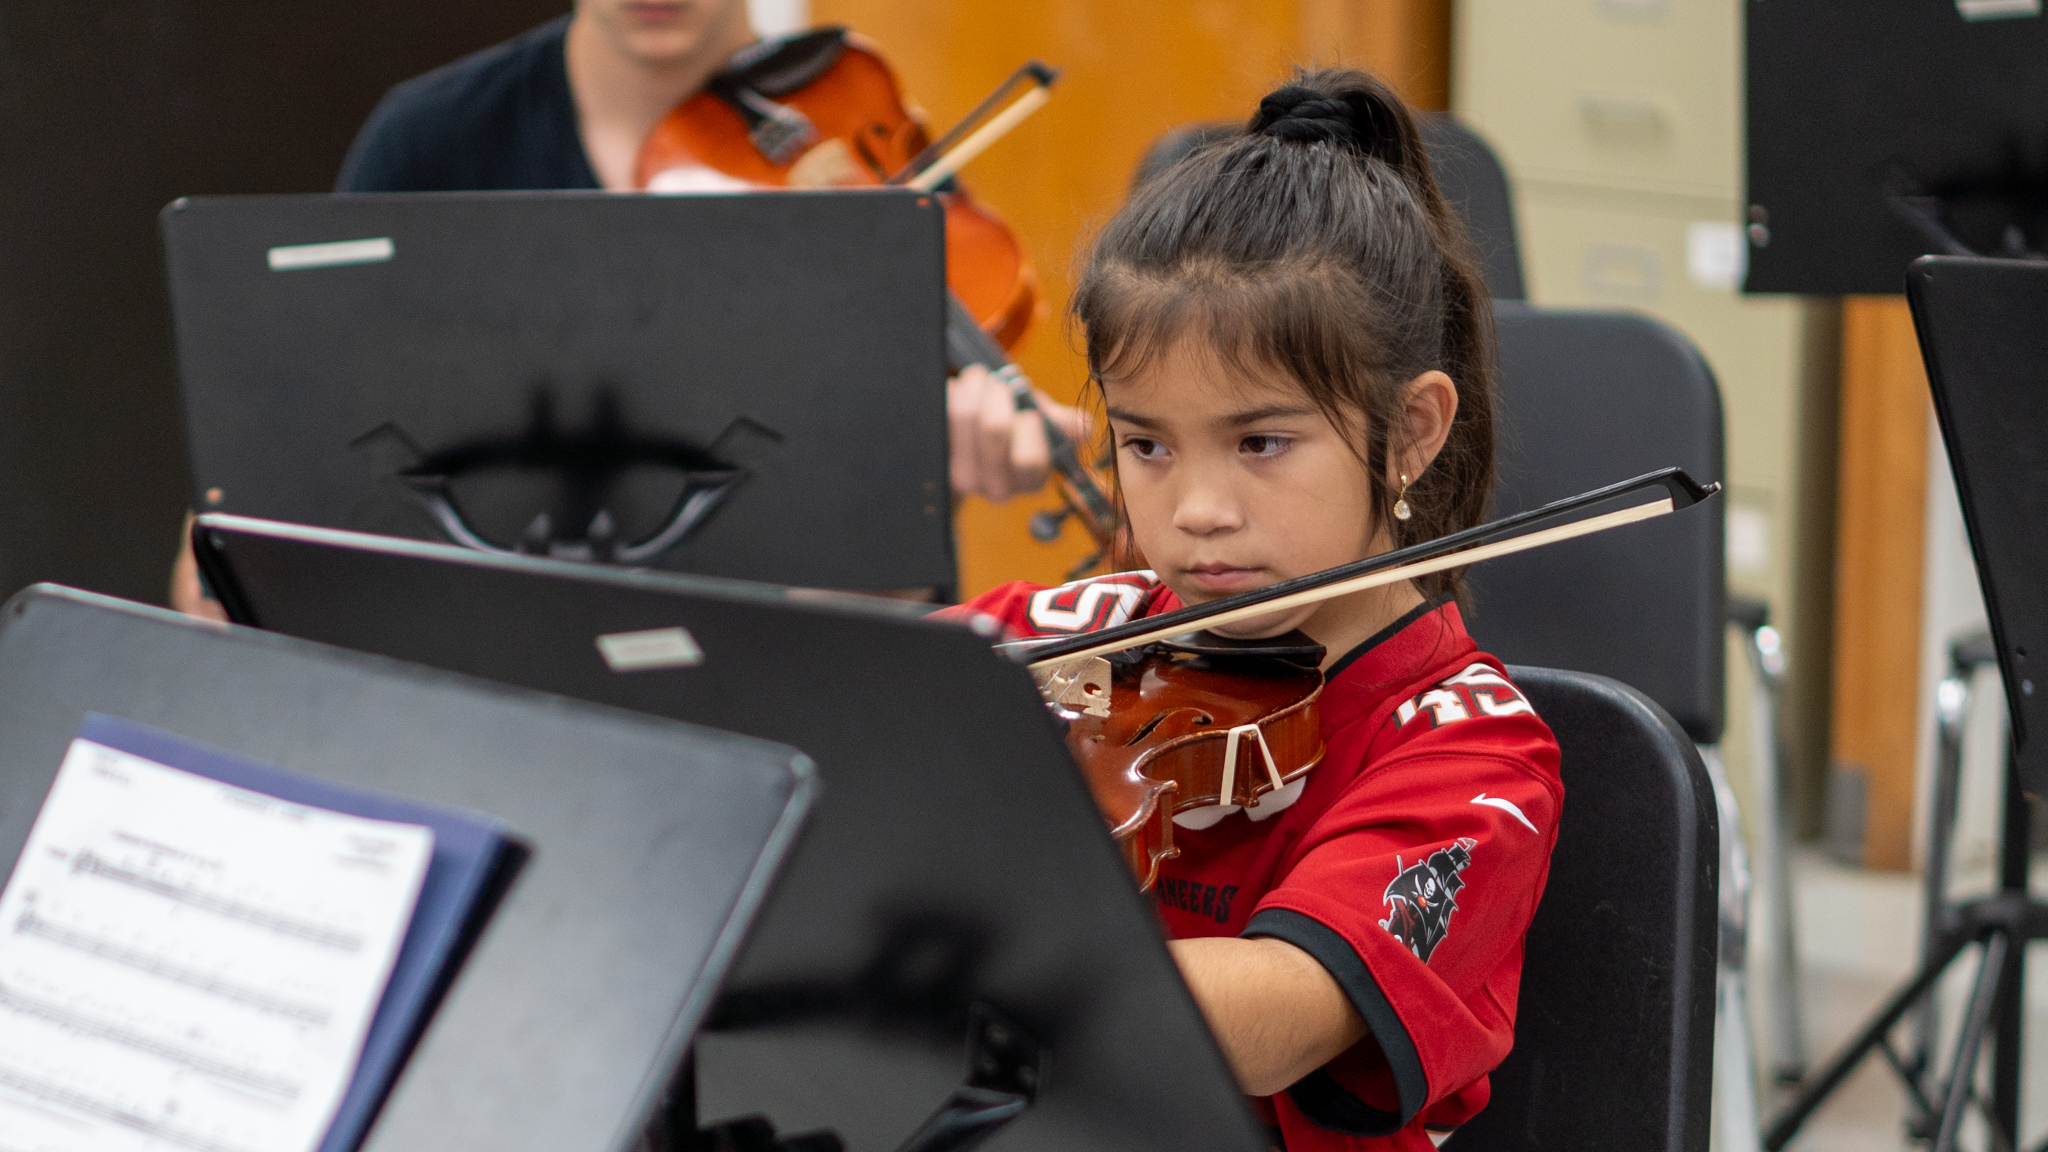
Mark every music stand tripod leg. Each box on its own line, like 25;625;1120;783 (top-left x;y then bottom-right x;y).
1936;929;2009;1152
1763;929;1971;1150
1766;746;2043;1152
1915;655;1974;1089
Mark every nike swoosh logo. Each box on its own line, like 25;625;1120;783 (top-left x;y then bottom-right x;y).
1472;793;1538;833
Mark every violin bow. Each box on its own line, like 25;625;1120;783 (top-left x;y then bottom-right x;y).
1007;467;1720;670
888;61;1059;190
891;58;1120;567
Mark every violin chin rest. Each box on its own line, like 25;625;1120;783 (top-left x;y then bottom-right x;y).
1155;629;1326;669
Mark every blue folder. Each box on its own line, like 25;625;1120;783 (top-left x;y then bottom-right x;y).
78;713;509;1152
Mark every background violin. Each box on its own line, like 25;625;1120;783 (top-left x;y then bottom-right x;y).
635;27;1037;344
633;31;1120;570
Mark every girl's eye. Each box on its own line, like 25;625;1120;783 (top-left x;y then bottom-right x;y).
1241;434;1292;457
1121;437;1166;460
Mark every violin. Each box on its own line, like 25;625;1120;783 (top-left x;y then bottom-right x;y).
635;31;1121;568
1005;468;1721;892
635;28;1037;345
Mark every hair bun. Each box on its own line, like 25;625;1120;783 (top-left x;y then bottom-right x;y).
1255;87;1357;146
1251;79;1412;172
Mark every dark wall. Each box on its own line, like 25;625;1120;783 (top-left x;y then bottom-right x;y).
0;1;567;603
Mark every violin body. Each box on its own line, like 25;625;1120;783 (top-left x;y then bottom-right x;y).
636;29;1039;348
1053;634;1327;891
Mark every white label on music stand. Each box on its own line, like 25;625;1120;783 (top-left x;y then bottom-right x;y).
1957;0;2039;19
597;626;705;672
267;237;395;271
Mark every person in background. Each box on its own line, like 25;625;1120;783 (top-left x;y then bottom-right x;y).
170;0;1079;616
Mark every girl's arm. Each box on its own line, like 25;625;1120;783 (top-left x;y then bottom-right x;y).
1169;936;1370;1097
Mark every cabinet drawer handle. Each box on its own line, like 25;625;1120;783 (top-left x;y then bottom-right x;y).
1577;93;1670;143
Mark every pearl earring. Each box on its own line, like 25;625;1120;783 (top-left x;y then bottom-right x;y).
1394;474;1413;521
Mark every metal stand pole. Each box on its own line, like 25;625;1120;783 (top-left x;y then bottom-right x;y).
1704;744;1764;1152
1913;634;1993;1099
1732;596;1807;1084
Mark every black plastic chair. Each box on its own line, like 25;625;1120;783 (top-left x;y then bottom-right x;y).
1468;305;1727;743
1442;666;1718;1152
1460;306;1746;1149
1129;114;1525;300
1417;115;1524;301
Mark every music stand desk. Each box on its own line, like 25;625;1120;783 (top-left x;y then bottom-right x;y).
163;189;953;592
0;586;814;1152
1769;256;2048;1151
194;514;1269;1152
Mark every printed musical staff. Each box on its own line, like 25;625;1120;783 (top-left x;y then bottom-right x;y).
0;736;432;1152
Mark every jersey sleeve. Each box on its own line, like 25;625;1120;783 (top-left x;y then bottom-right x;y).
932;571;1171;640
1244;674;1561;1143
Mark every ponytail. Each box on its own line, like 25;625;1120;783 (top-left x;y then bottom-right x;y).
1074;68;1496;602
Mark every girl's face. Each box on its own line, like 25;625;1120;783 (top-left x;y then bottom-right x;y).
1102;339;1382;641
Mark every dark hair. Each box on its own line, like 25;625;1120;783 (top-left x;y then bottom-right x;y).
1074;68;1496;601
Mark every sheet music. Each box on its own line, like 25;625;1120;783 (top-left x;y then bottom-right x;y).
0;736;434;1152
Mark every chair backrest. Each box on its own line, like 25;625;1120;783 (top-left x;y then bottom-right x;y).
1444;666;1718;1152
1417;114;1524;300
1466;305;1727;742
1127;115;1526;300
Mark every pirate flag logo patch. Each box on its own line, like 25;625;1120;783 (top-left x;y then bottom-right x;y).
1379;837;1478;963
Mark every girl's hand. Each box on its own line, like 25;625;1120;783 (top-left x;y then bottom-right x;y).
947;364;1090;503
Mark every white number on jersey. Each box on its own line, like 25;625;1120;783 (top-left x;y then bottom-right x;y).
1026;573;1157;634
1397;662;1535;729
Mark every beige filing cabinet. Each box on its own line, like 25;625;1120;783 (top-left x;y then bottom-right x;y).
1454;0;1835;831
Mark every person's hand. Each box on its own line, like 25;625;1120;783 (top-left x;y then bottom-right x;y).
169;511;228;622
947;364;1091;503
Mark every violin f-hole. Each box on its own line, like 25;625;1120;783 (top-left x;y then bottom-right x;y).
1121;707;1215;747
1137;798;1179;893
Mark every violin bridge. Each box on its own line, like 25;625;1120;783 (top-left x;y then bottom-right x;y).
1031;655;1113;719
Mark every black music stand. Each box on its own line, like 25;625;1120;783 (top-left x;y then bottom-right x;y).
162;189;953;593
1766;255;2048;1152
0;585;814;1152
191;515;1270;1152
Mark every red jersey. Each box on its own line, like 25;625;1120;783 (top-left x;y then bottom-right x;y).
947;572;1562;1151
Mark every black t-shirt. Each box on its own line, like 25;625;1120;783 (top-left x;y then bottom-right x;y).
336;15;600;192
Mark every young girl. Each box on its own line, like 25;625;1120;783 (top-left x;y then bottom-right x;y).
944;71;1563;1150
